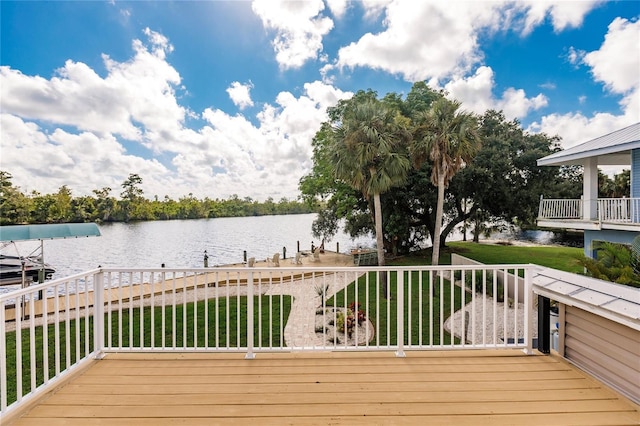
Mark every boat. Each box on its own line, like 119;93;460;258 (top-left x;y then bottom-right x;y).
0;254;55;287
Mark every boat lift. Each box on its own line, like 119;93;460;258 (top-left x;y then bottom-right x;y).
0;223;101;292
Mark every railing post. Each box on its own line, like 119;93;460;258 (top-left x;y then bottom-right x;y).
538;195;543;218
395;270;405;357
0;299;6;412
245;270;255;359
537;294;551;355
93;271;105;359
523;266;534;355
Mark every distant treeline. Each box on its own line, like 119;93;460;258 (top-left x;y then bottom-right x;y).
0;171;316;225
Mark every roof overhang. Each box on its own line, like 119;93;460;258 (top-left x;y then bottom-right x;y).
537;122;640;167
0;223;101;242
537;146;635;166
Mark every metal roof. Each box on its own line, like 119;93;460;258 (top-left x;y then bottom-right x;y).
0;223;101;242
537;122;640;166
532;267;640;331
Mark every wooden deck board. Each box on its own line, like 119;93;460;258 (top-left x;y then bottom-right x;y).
9;351;640;425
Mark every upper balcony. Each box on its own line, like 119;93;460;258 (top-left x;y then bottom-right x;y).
537;196;640;232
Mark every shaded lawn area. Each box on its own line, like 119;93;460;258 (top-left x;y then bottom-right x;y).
327;271;471;346
3;295;291;406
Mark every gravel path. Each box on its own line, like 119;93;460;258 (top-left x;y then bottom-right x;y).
444;297;538;344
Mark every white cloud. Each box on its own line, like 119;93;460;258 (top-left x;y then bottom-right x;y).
360;0;393;21
0;27;185;147
251;0;334;69
0;26;353;201
520;0;602;35
0;113;171;197
578;95;587;104
529;16;639;149
442;66;548;120
583;17;640;95
326;0;349;19
226;81;254;110
333;1;500;82
193;81;352;199
566;46;586;67
329;1;600;84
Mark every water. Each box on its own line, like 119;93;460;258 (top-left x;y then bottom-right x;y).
4;214;375;282
1;214;582;295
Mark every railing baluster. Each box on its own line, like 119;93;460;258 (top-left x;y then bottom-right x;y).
28;296;35;393
75;279;80;364
429;270;433;347
15;300;22;402
503;268;508;348
54;283;60;376
246;270;255;358
64;282;70;370
150;272;155;350
94;272;104;358
450;267;455;348
0;301;6;411
42;290;49;384
396;270;405;357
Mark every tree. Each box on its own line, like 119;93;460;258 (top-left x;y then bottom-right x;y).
0;171;31;225
120;173;144;221
93;187;117;222
411;98;481;265
328;98;411;294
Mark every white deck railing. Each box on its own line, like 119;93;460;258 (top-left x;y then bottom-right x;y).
538;197;583;220
1;264;535;417
598;198;640;223
538;197;640;223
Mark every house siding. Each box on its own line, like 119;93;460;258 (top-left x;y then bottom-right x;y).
584;229;640;258
564;306;640;404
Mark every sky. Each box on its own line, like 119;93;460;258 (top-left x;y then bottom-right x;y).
1;1;639;202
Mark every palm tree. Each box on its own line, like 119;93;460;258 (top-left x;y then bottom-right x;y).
329;99;411;295
411;98;481;265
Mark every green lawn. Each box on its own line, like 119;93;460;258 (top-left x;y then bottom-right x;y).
327;271;470;346
391;241;584;274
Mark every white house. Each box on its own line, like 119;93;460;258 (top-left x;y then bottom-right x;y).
537;122;640;258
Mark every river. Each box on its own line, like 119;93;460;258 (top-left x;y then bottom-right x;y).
2;213;582;293
4;214;375;281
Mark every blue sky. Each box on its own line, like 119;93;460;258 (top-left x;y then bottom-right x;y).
1;1;638;201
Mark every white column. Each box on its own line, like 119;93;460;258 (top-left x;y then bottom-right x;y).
583;158;598;220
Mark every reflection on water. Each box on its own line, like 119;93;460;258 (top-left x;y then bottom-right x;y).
5;214;375;282
494;229;584;248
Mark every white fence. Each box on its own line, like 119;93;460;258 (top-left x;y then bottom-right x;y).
538;198;582;219
1;264;535;417
538;197;640;223
598;198;640;223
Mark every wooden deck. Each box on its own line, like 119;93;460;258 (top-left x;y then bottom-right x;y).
7;350;640;425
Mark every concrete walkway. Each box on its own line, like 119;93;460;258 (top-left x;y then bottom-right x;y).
265;271;364;348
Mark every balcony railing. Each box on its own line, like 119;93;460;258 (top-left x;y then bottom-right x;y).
538;197;640;223
1;265;536;417
538;198;583;219
598;198;640;223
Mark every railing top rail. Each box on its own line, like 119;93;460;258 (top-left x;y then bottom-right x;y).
0;268;101;303
99;264;535;274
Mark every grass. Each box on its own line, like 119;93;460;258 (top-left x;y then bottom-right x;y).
391;241;584;274
326;271;470;346
3;295;291;406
